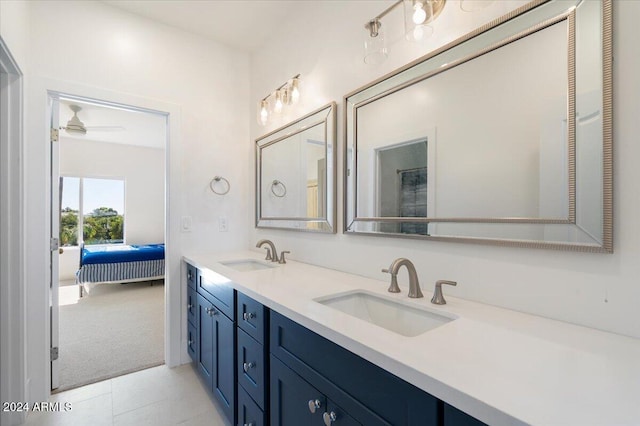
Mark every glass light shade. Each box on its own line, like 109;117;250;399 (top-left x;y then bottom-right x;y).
257;100;269;126
363;19;388;65
404;0;434;42
460;0;494;12
274;90;284;113
290;78;300;104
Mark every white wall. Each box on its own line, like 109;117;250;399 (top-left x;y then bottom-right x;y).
250;1;640;340
0;0;29;73
22;0;250;404
57;137;165;280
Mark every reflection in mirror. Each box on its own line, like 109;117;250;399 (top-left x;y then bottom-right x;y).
345;0;612;252
256;102;336;232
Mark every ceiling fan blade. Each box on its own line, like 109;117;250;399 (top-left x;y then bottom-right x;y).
84;126;126;132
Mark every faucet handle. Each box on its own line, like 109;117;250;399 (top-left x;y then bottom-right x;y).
381;268;401;293
279;251;290;264
263;247;272;261
431;280;457;305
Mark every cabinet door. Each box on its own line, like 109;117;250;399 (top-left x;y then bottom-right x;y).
197;294;214;389
214;309;236;424
271;355;326;426
187;321;198;362
443;403;487;426
238;385;266;426
323;400;362;426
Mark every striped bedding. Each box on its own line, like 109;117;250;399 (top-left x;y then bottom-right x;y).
76;243;165;296
76;259;165;284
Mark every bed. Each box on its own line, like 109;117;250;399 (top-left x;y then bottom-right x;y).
76;243;165;297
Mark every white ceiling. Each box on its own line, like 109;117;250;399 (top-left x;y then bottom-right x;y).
101;0;305;53
59;99;166;149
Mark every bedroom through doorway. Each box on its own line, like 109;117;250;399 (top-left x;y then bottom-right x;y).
51;95;168;392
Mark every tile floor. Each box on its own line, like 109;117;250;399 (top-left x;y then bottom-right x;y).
25;364;229;426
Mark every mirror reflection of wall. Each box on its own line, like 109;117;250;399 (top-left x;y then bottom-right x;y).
261;123;325;219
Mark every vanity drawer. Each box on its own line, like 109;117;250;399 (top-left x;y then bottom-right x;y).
197;270;235;320
187;285;197;326
186;262;197;290
238;385;266;426
187;321;198;362
237;292;268;344
238;328;267;410
270;311;439;426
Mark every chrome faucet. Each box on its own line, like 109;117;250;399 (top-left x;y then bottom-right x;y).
381;258;423;298
256;239;278;262
431;280;457;305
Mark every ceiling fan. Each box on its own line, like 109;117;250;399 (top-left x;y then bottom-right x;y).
61;104;125;135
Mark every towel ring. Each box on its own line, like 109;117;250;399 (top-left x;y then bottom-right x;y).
210;176;230;195
271;180;287;198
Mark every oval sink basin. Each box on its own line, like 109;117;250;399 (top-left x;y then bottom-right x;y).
220;259;276;272
315;290;456;337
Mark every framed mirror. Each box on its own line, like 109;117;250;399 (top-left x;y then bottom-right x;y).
256;102;336;232
344;0;612;252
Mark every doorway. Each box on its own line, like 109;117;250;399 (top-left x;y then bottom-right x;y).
50;94;168;391
0;36;26;426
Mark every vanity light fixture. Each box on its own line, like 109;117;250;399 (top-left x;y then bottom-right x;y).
363;0;447;63
256;74;301;126
459;0;494;12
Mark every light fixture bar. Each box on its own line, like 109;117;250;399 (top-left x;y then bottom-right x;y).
256;74;302;126
373;0;403;21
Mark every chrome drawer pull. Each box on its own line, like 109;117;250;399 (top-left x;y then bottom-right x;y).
308;399;321;414
206;307;218;316
323;411;337;425
243;362;254;373
243;423;254;426
243;312;256;321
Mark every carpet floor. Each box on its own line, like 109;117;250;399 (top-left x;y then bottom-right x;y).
56;280;165;392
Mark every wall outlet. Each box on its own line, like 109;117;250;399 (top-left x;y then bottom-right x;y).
181;216;192;232
219;216;228;232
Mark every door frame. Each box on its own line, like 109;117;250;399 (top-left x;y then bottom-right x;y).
39;79;183;398
0;36;26;426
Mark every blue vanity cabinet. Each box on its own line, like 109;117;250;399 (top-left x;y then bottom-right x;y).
196;290;236;425
186;264;198;362
238;385;267;426
271;354;361;426
270;311;440;426
236;293;269;426
443;404;487;426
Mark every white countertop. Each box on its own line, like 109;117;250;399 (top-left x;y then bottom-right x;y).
183;250;640;426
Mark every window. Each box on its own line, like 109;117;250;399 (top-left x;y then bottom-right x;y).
60;177;125;246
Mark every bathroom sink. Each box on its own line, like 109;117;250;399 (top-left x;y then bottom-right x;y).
220;259;276;272
315;291;456;337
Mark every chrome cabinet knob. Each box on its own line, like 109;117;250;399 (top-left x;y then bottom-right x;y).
323;411;337;425
243;362;254;373
187;303;193;309
206;307;218;316
188;339;193;346
187;271;192;280
243;312;255;321
308;399;321;414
